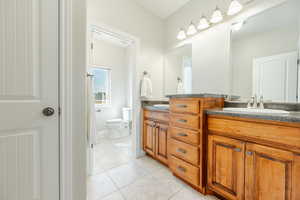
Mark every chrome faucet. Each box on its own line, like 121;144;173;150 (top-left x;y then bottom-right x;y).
258;95;264;109
247;95;258;108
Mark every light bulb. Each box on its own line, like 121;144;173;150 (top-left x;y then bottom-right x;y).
232;21;244;31
187;22;197;35
177;29;186;40
228;0;243;16
210;7;223;23
197;16;210;30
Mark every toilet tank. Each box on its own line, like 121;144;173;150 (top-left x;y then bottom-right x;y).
122;107;132;122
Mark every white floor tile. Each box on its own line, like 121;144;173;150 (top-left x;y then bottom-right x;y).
101;191;125;200
87;173;118;200
169;187;220;200
107;162;149;188
120;175;181;200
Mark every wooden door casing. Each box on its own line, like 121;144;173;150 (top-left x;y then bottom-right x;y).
155;123;169;165
245;143;296;200
208;135;245;200
143;120;155;156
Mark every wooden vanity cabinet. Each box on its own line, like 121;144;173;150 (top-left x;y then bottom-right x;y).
143;109;170;165
207;115;300;200
169;97;224;194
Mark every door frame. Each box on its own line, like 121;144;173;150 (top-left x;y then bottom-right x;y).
60;0;143;199
87;23;142;172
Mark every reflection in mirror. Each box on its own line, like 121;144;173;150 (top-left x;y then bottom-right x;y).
231;0;300;103
164;44;192;95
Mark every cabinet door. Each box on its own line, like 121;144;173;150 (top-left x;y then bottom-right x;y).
208;135;245;200
143;120;155;156
245;143;298;200
155;123;169;165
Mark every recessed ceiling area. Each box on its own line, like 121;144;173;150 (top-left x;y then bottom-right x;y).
133;0;192;19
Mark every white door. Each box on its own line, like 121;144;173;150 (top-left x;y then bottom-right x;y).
253;52;298;102
0;0;59;200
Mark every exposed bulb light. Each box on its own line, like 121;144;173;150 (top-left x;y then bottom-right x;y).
210;7;223;24
177;28;186;40
197;16;210;30
227;0;243;16
232;21;244;31
187;22;197;35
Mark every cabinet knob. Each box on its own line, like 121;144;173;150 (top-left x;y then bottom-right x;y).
247;151;253;156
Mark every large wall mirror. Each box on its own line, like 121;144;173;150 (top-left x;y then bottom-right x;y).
231;0;300;103
164;44;192;95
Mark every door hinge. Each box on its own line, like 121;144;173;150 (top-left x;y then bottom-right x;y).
297;59;300;65
58;107;61;115
90;42;94;50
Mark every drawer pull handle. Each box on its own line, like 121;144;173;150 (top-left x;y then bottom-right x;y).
218;143;241;152
177;166;186;173
176;104;187;108
178;119;187;123
178;133;188;137
177;148;187;154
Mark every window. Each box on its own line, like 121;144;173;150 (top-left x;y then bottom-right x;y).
90;67;111;106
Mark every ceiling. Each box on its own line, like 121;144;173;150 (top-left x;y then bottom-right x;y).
133;0;192;19
232;0;300;40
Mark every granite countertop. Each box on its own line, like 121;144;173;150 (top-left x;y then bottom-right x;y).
166;93;226;98
206;109;300;123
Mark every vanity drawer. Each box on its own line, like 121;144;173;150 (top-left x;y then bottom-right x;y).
170;155;199;186
170;99;199;114
144;110;169;122
170;138;199;165
170;113;199;130
170;127;199;145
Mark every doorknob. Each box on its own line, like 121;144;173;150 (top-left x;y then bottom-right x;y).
43;107;55;116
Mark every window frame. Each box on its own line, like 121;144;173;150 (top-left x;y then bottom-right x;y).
89;65;112;107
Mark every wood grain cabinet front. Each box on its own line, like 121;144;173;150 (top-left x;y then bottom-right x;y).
143;120;156;156
155;123;169;165
207;135;245;200
245;143;299;200
207;115;300;200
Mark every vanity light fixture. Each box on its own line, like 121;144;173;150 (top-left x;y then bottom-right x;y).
177;28;187;40
232;21;244;31
227;0;243;16
210;7;223;23
197;16;210;30
187;22;197;35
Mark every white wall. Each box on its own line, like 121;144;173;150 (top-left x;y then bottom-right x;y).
87;0;165;98
91;39;129;131
232;26;299;98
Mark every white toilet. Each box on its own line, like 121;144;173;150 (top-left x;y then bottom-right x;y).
105;107;132;137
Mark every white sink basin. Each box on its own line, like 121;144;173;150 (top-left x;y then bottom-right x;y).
223;107;289;114
153;104;170;109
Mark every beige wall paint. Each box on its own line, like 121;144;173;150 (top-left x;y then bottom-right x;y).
87;0;165;98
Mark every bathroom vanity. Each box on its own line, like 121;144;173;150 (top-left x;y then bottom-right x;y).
142;95;300;200
143;94;224;194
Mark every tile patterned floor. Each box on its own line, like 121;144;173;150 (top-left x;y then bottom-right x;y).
87;135;219;200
